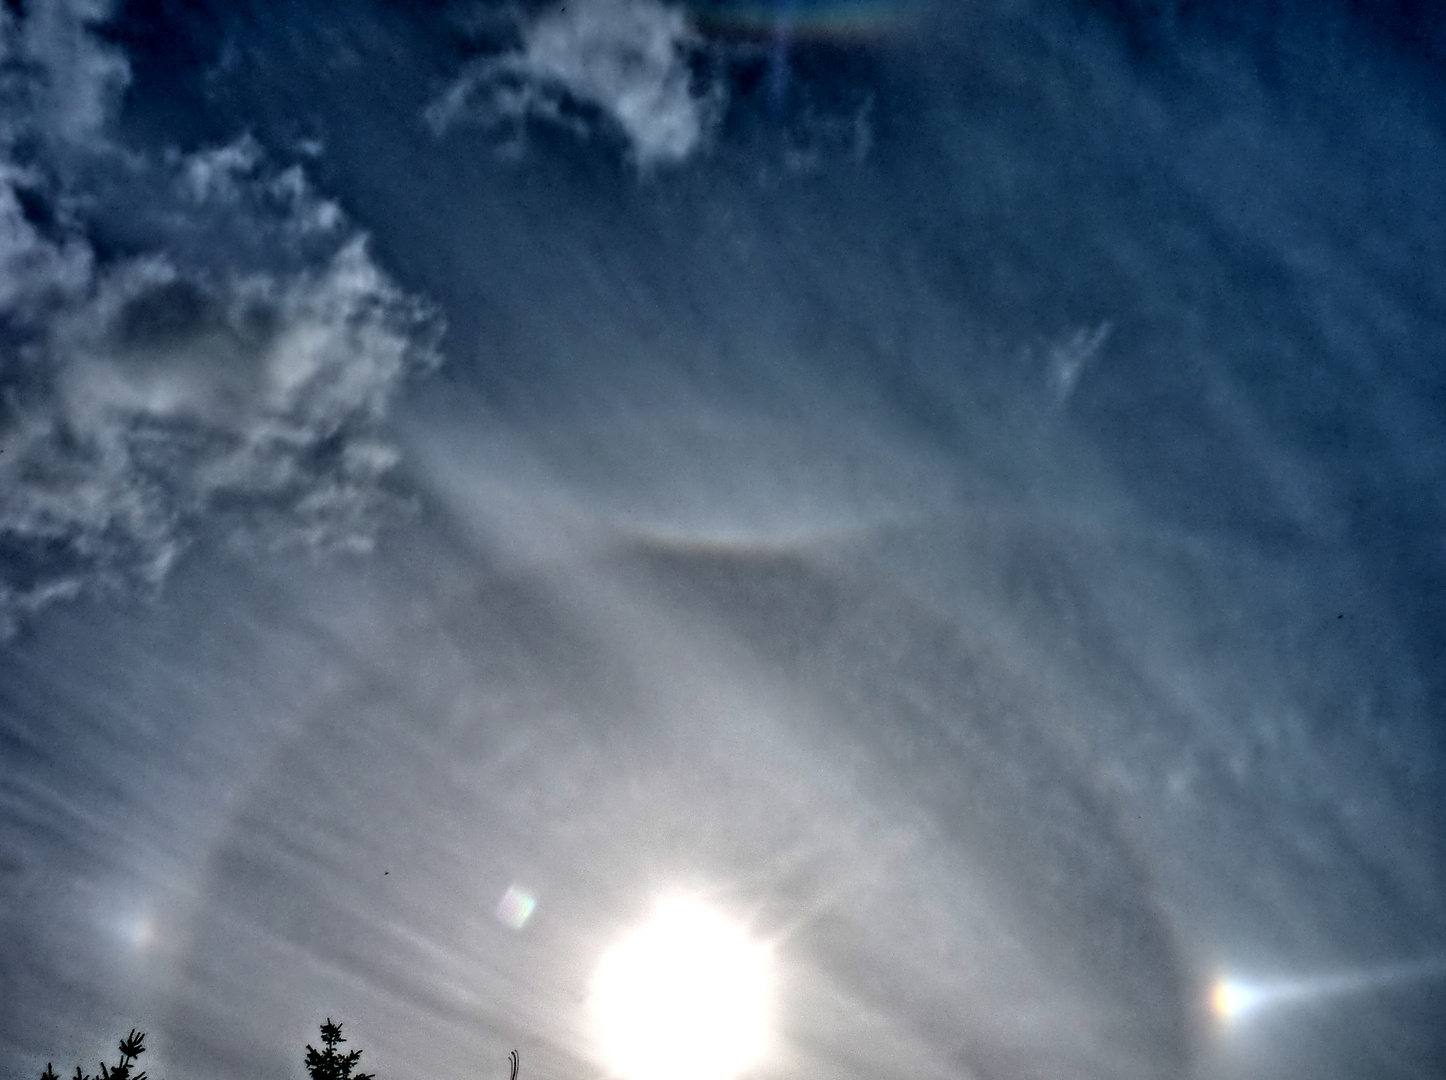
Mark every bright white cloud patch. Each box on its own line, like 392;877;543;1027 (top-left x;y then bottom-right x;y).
0;2;439;633
429;0;720;167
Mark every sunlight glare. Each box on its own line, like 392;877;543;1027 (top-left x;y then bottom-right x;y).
589;895;773;1080
1211;977;1264;1023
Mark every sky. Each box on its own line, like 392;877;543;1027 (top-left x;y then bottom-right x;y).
1;1;1444;1079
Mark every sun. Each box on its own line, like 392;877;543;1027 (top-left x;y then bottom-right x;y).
589;895;773;1080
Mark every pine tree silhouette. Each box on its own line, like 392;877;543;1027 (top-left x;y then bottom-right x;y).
38;1017;504;1080
304;1020;374;1080
41;1030;150;1080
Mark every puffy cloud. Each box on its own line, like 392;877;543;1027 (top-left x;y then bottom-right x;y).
429;0;722;168
0;5;440;633
0;0;130;144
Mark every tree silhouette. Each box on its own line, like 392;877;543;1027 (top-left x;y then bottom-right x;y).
40;1030;150;1080
304;1020;374;1080
36;1018;507;1080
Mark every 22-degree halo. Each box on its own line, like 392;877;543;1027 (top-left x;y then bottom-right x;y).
590;896;773;1080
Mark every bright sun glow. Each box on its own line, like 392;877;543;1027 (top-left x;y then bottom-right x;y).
1211;977;1264;1023
589;895;773;1080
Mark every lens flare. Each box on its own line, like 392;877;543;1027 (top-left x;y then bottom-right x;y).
496;885;537;930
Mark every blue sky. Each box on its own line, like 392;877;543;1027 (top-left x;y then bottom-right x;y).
1;3;1443;1080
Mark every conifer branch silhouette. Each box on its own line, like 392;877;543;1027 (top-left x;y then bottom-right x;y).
38;1018;411;1080
305;1020;374;1080
42;1030;151;1080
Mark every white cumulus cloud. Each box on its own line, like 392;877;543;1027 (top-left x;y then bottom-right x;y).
429;0;721;168
0;2;440;633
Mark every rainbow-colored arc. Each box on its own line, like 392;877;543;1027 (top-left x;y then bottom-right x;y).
688;0;921;43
